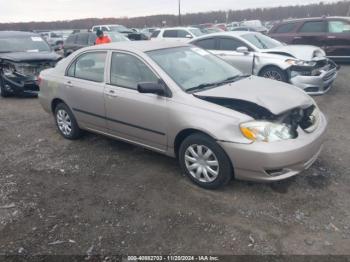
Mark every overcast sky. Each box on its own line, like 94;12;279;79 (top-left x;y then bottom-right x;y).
0;0;341;23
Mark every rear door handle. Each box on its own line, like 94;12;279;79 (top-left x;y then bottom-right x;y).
327;36;337;39
66;81;73;88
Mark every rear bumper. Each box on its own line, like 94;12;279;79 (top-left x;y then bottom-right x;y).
2;74;39;95
218;113;327;182
289;61;339;95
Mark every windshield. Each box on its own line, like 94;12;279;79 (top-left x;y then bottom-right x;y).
0;35;51;53
106;33;129;42
242;33;283;49
109;25;130;32
147;46;242;92
189;28;204;37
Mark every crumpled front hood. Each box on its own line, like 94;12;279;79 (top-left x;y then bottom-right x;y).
261;45;325;61
195;76;313;115
0;51;61;63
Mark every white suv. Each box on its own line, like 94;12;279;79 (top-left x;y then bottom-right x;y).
151;27;203;42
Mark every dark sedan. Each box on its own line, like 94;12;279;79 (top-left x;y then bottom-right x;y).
269;16;350;60
0;31;61;97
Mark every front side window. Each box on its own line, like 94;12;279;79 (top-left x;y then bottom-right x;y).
178;30;191;38
76;33;89;45
67;52;106;82
110;53;158;90
189;28;204;37
147;46;241;92
328;20;350;33
275;23;297;33
151;30;160;38
241;33;282;49
299;21;325;33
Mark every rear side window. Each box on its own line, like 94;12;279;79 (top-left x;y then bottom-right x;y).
67;52;107;82
275;23;297;33
151;30;160;38
76;33;89;45
328;20;350;33
194;38;216;50
218;38;247;51
163;30;178;38
110;52;158;90
65;34;77;44
299;21;325;33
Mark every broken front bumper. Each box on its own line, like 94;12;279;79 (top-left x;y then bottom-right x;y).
2;73;40;95
289;61;339;95
218;112;327;182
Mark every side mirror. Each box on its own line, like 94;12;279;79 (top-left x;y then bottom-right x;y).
185;34;193;39
137;82;166;96
236;46;249;54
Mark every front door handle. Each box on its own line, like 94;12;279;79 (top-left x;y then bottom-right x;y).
327;36;336;39
293;36;302;39
105;89;118;97
66;81;73;88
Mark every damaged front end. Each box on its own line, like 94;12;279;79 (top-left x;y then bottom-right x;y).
0;60;56;96
196;96;319;142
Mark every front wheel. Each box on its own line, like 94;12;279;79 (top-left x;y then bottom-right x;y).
179;133;233;189
0;76;10;97
259;66;288;83
54;103;82;140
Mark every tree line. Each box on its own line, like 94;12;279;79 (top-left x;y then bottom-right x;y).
0;0;349;31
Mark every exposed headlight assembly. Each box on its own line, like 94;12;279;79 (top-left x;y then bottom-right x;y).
3;63;16;76
285;59;316;67
240;121;294;143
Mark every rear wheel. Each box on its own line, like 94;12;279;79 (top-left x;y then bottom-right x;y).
54;103;82;140
179;133;233;189
259;66;288;83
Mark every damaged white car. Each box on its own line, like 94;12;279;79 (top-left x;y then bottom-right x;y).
191;32;339;95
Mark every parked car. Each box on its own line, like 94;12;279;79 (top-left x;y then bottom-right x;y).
230;27;258;32
39;41;327;189
191;32;338;95
91;24;148;40
0;31;61;97
269;16;350;60
63;32;129;57
141;28;159;39
38;31;64;49
240;20;268;34
151;27;204;41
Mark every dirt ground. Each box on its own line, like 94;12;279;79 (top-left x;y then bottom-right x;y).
0;66;350;256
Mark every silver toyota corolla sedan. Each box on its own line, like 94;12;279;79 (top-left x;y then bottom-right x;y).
190;32;339;95
39;41;327;189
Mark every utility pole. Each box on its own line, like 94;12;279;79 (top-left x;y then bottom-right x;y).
178;0;182;26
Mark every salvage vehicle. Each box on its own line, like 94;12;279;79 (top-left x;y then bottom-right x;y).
63;32;129;57
91;24;148;40
0;31;61;97
269;16;350;60
191;32;338;95
39;42;327;189
38;31;64;50
151;27;204;41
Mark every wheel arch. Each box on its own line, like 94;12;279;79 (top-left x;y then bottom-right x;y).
257;64;290;81
51;98;66;113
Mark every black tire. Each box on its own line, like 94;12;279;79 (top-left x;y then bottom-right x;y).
54;103;82;140
259;66;288;83
0;75;10;97
179;133;233;189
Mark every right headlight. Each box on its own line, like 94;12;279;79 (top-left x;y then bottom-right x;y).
240;121;294;143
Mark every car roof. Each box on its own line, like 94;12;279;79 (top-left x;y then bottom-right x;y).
160;27;198;30
82;40;189;53
0;31;40;38
280;16;350;23
192;31;256;40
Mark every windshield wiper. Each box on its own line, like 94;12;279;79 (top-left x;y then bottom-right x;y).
187;75;250;93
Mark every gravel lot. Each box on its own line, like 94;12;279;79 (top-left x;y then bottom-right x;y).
0;66;350;256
